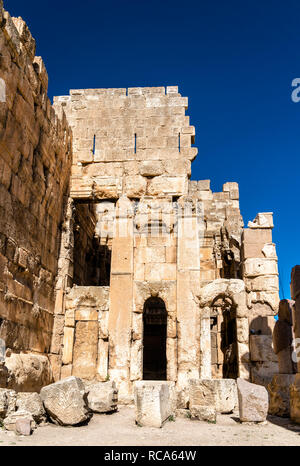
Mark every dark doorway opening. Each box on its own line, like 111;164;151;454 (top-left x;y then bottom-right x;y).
73;202;112;286
143;297;167;380
210;296;238;379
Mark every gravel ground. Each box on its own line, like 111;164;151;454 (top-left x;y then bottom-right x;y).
0;405;300;446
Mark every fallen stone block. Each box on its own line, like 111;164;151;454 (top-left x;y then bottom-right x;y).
268;374;295;417
40;376;91;426
189;379;238;414
5;353;53;392
15;418;31;436
237;378;269;422
84;380;118;413
16;392;46;424
134;381;175;428
190;405;216;422
4;409;35;433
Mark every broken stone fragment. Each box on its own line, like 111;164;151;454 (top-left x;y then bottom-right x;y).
3;409;36;432
189;379;238;414
190;405;217;422
16;392;46;424
15;417;32;436
5;353;53;392
134;381;174;428
237;378;269;422
40;376;91;426
84;380;118;413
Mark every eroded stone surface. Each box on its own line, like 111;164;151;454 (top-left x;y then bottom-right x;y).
40;376;91;426
85;380;118;413
134;381;175;428
237;378;269;422
268;374;295;417
16;392;46;424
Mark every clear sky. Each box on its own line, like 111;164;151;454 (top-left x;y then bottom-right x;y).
4;0;300;299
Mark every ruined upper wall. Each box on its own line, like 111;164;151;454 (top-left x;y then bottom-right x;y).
54;86;197;199
0;2;72;353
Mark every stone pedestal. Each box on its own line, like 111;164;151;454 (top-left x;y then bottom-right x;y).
134;381;175;428
268;374;295;417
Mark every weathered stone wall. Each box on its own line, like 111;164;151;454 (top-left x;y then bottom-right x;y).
0;3;72;359
242;213;279;386
51;85;280;401
53;86;196;200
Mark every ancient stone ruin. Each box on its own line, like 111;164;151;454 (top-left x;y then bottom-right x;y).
0;1;285;429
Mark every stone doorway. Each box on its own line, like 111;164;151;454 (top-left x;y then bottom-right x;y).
210;296;238;379
143;297;167;380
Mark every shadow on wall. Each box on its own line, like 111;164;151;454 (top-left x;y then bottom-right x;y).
248;315;277;388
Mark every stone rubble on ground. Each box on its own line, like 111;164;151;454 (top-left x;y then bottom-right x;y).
16;392;47;424
84;380;118;413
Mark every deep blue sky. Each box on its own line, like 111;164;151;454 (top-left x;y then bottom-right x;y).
5;0;300;299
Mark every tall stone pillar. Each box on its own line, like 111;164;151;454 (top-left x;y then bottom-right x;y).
199;307;211;379
108;197;134;402
176;200;201;392
290;266;300;422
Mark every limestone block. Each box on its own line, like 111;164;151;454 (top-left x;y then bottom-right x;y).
85;380;118;413
237;378;269;422
250;335;277;362
75;309;98;321
124;175;147;197
15;417;32;436
243;258;278;277
248;213;274;229
165;246;176;263
134;381;174;427
48;354;61;382
139;161;163;177
268;374;295;417
190;405;216;422
5;353;53;392
4;409;35;433
62;327;74;365
147;176;186;196
40;376;91;426
189;379;238;414
60;364;72;379
97;339;108;381
65;310;75;327
16;392;46;424
246;275;279;292
130;340;142;381
251;361;278;387
166;338;177;381
197;180;210;191
72;321;98;380
243;228;272;245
